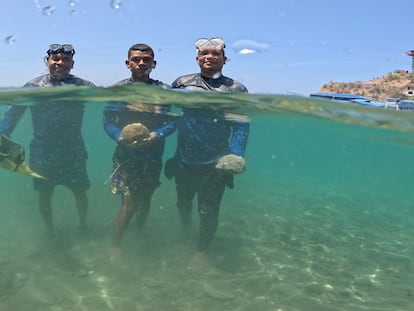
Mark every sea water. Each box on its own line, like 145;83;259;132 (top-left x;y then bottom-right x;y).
0;85;414;311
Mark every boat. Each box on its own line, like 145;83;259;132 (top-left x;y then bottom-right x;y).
350;98;386;108
309;92;370;103
310;92;414;111
397;100;414;111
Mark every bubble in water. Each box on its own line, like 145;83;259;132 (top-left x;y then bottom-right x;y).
110;0;122;9
68;0;77;15
42;5;56;16
4;35;16;45
33;0;41;10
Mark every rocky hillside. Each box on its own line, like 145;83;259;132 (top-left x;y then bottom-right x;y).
319;70;414;102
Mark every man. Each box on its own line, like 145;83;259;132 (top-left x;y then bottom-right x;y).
103;43;175;262
0;44;94;234
168;37;249;267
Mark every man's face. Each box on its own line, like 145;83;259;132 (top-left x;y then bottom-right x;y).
196;47;226;76
47;53;74;79
126;50;155;81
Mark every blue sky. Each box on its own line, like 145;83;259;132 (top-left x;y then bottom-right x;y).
0;0;413;95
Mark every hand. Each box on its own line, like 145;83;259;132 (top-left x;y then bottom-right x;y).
142;132;157;142
120;132;156;150
9;145;25;165
215;154;246;174
0;135;25;165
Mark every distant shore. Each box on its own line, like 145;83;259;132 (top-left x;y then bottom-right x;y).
319;70;414;102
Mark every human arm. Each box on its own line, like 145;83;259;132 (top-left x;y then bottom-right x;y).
153;116;176;140
229;118;249;157
0;105;27;137
215;118;249;174
146;105;177;141
103;103;123;142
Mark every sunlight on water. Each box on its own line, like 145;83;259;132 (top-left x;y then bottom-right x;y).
1;87;414;310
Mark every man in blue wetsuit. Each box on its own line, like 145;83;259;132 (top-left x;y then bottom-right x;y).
168;37;249;268
103;43;175;262
0;44;95;234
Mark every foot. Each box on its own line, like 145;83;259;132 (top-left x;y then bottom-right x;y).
187;251;205;271
180;221;193;243
110;247;122;263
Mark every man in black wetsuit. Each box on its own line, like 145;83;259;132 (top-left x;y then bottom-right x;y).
0;44;95;234
168;37;249;268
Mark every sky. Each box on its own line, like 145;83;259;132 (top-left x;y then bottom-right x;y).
0;0;413;95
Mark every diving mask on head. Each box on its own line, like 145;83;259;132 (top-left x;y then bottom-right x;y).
195;37;226;50
47;44;75;56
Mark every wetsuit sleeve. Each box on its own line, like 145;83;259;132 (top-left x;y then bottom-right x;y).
0;105;27;137
171;79;181;89
154;105;176;139
227;81;248;157
230;120;249;157
155;118;176;139
103;103;122;142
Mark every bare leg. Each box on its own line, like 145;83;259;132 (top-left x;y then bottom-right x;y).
111;195;137;262
135;187;155;230
188;251;206;271
38;186;54;234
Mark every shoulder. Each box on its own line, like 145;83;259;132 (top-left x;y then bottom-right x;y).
23;74;49;87
112;78;131;87
221;75;248;93
148;79;170;89
171;73;200;88
68;75;95;87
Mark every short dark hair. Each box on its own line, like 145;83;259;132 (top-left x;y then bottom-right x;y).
128;43;154;58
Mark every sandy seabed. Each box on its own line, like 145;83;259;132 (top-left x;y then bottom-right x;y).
1;180;413;311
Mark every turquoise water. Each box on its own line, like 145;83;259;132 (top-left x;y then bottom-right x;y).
1;86;414;310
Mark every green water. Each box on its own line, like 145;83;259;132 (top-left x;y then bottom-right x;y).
1;86;414;311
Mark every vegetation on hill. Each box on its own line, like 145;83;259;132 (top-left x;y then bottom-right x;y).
319;70;414;102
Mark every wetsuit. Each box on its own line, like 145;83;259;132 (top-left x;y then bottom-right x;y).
170;73;249;251
0;74;94;191
103;78;175;225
